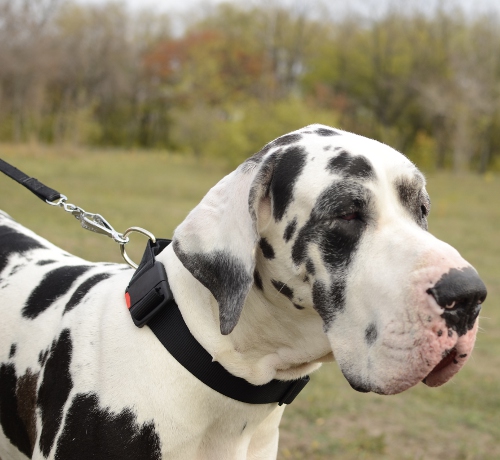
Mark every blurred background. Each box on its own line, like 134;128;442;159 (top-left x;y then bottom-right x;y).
2;0;500;171
0;0;499;459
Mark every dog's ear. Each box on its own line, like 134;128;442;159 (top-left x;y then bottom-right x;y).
173;154;277;335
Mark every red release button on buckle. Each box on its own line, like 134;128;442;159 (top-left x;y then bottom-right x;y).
125;291;131;309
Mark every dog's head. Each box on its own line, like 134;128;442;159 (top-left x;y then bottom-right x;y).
173;124;486;395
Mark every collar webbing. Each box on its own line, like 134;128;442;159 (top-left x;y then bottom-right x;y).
125;239;310;405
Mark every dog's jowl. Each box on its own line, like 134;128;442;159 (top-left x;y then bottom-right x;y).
0;125;486;459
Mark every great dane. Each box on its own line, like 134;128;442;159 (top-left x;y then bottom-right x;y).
0;125;487;459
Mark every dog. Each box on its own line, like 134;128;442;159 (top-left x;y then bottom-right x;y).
0;124;487;459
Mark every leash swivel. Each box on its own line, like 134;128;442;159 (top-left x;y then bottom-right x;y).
0;158;153;268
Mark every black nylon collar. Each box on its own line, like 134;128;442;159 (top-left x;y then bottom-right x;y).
125;239;309;405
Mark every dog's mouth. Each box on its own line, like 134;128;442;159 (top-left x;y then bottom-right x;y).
423;347;457;384
422;332;475;388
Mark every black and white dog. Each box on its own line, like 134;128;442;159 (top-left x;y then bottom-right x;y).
0;125;487;459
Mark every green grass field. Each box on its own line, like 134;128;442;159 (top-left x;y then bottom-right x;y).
1;144;499;459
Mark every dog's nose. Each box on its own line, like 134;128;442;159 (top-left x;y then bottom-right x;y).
427;267;487;336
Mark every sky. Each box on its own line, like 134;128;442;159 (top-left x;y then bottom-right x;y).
81;0;500;16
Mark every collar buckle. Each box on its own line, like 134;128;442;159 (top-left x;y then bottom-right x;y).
125;261;172;328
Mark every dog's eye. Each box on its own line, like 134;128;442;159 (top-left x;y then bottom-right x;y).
420;205;429;218
339;212;359;221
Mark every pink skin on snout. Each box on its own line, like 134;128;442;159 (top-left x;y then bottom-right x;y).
403;247;480;390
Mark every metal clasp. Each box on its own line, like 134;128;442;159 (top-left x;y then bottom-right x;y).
120;227;156;269
46;195;156;268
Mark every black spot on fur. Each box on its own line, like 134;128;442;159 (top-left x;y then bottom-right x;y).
271;279;294;300
23;265;91;319
293;303;305;310
0;363;33;457
290;181;371;327
395;175;430;230
365;323;378;346
64;272;112;314
259;238;275;260
16;369;39;453
272;133;302;147
38;348;49;366
271;146;307;221
283;218;297;242
55;392;161;460
292;181;370;267
0;225;45;274
254;269;263;291
38;329;73;457
312;280;345;326
428;267;487;337
315;127;340;136
173;242;252;335
9;343;17;358
326;150;374;180
36;260;56;266
305;259;315;276
242;144;274;170
9;264;25;276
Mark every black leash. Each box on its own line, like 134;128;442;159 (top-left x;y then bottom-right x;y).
0;158;61;202
0;157;309;405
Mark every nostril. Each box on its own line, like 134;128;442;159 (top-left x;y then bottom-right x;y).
427;266;487;337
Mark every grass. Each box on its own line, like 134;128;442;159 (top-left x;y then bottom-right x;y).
1;144;499;459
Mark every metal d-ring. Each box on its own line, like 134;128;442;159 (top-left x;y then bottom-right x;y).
120;227;156;269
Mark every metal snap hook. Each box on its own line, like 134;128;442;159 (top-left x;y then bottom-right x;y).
120;227;157;269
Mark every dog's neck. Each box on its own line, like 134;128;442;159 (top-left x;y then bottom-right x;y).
158;244;333;385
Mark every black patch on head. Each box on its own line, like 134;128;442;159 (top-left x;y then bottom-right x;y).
315;127;340;136
395;175;430;230
292;181;370;267
428;267;487;337
0;225;45;274
271;279;294;300
37;260;56;266
241;144;274;171
272;133;302;147
305;259;315;276
38;329;73;457
292;181;372;326
55;392;161;460
259;238;275;260
365;323;378;346
23;265;91;319
312;280;345;326
9;264;25;276
271;146;307;221
283;218;297;242
9;343;17;358
173;242;252;335
38;348;49;366
253;269;263;291
242;134;301;172
326;150;375;180
0;363;36;457
64;272;112;314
